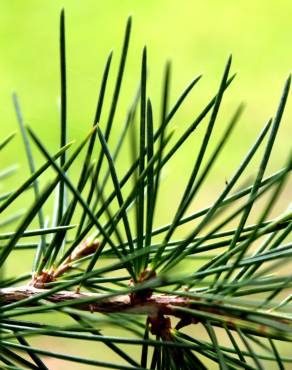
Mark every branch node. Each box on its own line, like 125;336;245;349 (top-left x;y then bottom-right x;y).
129;268;157;305
149;313;172;339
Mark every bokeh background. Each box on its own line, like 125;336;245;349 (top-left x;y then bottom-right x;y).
0;0;291;369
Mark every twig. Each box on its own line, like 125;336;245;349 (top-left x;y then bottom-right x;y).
0;286;188;315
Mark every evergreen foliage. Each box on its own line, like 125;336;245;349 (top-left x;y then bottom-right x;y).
0;10;291;370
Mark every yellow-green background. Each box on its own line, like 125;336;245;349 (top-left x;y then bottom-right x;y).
0;1;291;369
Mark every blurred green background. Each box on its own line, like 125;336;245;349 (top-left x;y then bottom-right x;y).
0;0;291;369
1;0;291;166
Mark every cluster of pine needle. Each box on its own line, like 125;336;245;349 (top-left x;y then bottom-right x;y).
0;9;292;370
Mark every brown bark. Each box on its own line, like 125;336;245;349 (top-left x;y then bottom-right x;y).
0;285;189;316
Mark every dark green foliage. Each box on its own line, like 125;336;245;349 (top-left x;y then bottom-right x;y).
0;10;292;370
